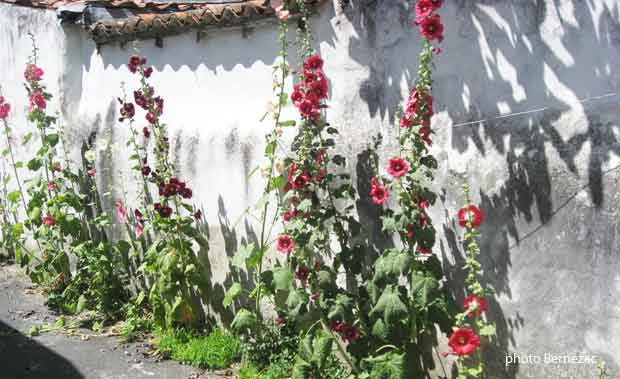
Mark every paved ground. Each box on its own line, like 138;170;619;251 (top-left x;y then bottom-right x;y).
0;264;236;379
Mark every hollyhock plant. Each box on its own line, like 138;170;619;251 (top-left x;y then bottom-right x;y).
24;63;44;82
463;294;487;317
117;199;127;224
276;235;294;254
388;157;409;179
447;327;481;356
415;0;443;22
29;91;46;110
458;205;484;229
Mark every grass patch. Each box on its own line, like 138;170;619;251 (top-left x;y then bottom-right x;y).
155;328;241;369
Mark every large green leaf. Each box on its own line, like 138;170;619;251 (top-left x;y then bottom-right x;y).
231;309;257;332
223;282;242;308
373;250;411;284
411;271;439;307
370;286;408;326
273;266;294;291
366;352;405;379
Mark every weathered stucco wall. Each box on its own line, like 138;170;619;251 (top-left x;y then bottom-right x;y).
1;1;620;378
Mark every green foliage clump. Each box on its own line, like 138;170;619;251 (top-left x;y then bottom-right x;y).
156;328;241;369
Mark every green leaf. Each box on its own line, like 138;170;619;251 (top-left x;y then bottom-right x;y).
366;352;405;379
411;271;439;307
278;120;296;127
373;250;411;284
231;309;257;332
27;158;43;171
273;267;293;291
23;132;33;145
7;191;21;204
370;286;408;326
44;133;59;147
223;283;242;308
76;295;87;313
231;243;256;269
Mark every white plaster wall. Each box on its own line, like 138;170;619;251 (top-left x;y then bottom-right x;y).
1;1;620;378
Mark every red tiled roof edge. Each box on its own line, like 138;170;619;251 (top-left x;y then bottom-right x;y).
88;1;275;45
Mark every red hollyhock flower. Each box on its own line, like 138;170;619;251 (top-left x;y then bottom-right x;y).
407;226;415;239
463;294;488;317
420;125;432;146
193;210;202;220
144;67;153;78
419;199;430;209
276;235;294;255
315;168;326;184
370;177;388;205
311;292;318;301
157;204;173;218
0;103;10;119
53;163;61;172
146;112;157;124
419;14;444;42
291;87;304;105
88;168;95;177
29;91;46;110
42;215;56;227
417;245;432;255
447;327;480;356
47;182;55;191
293;172;311;189
388;157;409;179
141;166;151;176
298;99;319;120
341;325;361;343
180;187;193;199
304;54;324;71
419;212;430;229
143;127;150;138
458;205;484;229
275;316;286;325
415;0;443;23
134;91;148;109
134;209;144;221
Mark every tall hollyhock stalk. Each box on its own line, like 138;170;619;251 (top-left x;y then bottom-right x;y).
446;184;495;378
119;56;209;329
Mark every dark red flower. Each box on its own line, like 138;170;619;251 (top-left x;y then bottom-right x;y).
194;210;202;220
276;316;286;325
157;204;173;218
298;99;319;120
88;168;95;177
303;54;324;71
53;163;61;172
417;245;432;255
388;157;409;179
24;64;44;82
463;294;488;317
458;205;484;229
341;325;361;343
330;320;344;333
370;177;388;205
29;91;46;110
419;13;444;42
180;187;193;199
447;327;480;356
141;166;151;176
315;168;326;184
144;67;153;78
146;112;157;124
419;199;430;209
407;226;415;239
276;235;294;255
420;125;432;146
291;87;304;105
134;209;144;221
295;266;310;282
294;172;311;189
134;91;148;109
120;102;135;119
143;127;150;138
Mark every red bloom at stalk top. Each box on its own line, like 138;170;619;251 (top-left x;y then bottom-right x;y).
24;64;44;82
415;0;443;23
458;205;484;229
388;157;409;179
0;97;10;120
463;294;487;317
447;327;480;356
276;235;295;255
419;13;444;42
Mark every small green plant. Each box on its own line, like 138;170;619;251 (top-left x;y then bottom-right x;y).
598;360;607;379
240;321;299;368
155;328;241;369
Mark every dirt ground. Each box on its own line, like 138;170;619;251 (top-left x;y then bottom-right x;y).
0;264;236;379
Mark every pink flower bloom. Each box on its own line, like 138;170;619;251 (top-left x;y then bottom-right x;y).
388;157;409;179
29;91;46;110
271;0;290;20
24;64;44;82
447;327;480;357
136;222;143;238
463;294;488;317
88;168;95;177
53;163;62;172
276;235;294;255
370;177;389;205
47;181;55;191
0;103;10;119
117;199;127;224
42;215;56;227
